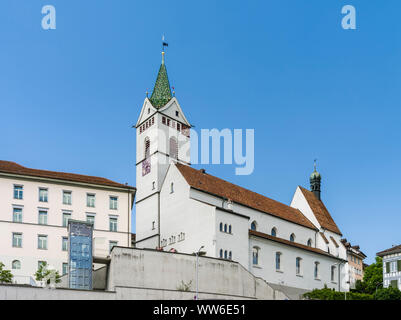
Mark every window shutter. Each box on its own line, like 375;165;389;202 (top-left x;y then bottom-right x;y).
397;260;401;272
386;262;390;273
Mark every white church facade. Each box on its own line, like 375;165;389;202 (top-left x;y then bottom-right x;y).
134;50;350;292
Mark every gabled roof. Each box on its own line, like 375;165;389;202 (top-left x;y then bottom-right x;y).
175;164;317;230
377;244;401;257
0;160;135;190
249;230;343;261
149;60;172;108
299;186;342;235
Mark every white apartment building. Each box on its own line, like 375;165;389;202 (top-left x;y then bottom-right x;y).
0;160;136;285
134;50;350;292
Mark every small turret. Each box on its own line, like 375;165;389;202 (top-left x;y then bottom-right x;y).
310;160;321;200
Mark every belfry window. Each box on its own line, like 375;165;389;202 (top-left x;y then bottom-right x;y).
144;137;150;159
169;137;178;159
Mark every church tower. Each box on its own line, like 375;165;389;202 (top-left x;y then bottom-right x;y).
135;48;192;248
310;160;322;200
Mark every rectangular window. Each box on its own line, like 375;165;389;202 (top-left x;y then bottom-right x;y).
86;214;95;226
12;233;22;248
162;117;166;125
109;217;118;232
109;241;118;253
62;237;68;251
62;213;71;227
62;263;68;276
39;188;48;202
87;194;95;208
110;196;118;210
167;119;170;126
14;185;23;200
38;210;48;225
38;261;46;269
331;266;336;282
38;235;48;250
13;207;23;223
63;191;72;205
275;253;281;270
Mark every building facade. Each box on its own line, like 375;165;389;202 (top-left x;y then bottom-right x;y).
134;51;350;292
0;160;135;285
377;244;401;289
341;239;366;288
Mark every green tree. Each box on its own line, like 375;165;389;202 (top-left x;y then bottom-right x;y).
0;262;13;284
35;262;61;284
362;256;383;294
374;287;401;300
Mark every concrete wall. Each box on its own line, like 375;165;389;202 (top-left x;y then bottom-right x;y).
107;247;285;300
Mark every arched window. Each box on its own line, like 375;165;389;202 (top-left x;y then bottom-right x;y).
12;260;21;270
314;262;320;279
224;250;228;259
331;265;336;282
144;137;150;159
169;137;178;159
229;251;232;260
307;239;312;247
229;225;232;234
290;233;295;242
224;224;227;233
219;223;223;232
275;252;281;270
271;227;277;237
219;249;223;258
296;257;301;275
252;247;259;265
251;221;257;231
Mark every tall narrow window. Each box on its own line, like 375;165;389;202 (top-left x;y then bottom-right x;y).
290;233;295;242
229;225;232;234
224;224;227;233
62;212;71;227
229;251;232;260
144;137;150;158
109;241;118;253
219;249;223;258
296;257;301;275
170;182;174;193
307;239;312;247
62;263;68;276
12;233;22;248
39;188;48;202
63;191;72;205
109;217;118;232
87;194;95;207
169;137;178;159
14;185;23;200
252;247;259;265
110;196;118;210
251;221;257;231
314;262;320;279
86;214;95;226
271;227;277;237
12;260;21;270
219;223;223;232
331;266;336;282
224;250;227;259
62;237;68;251
13;207;23;223
38;235;48;250
38;210;48;225
276;252;281;270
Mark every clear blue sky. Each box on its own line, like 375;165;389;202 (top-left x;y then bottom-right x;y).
1;1;400;263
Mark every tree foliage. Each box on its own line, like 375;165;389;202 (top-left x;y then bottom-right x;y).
35;262;61;284
303;287;373;300
374;286;401;300
0;262;13;284
362;256;383;294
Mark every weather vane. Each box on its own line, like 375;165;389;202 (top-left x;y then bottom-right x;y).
162;35;168;52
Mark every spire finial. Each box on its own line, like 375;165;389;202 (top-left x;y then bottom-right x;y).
172;86;175;97
162;35;168;64
146;89;149;98
314;158;317;172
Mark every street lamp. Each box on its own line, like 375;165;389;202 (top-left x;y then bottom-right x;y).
195;245;204;300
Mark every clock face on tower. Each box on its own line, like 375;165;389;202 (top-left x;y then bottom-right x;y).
142;159;151;176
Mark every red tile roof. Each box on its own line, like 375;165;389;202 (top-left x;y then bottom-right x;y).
176;164;317;230
299;186;342;235
0;160;135;190
249;230;343;260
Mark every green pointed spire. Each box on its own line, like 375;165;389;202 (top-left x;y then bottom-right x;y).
149;52;172;108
